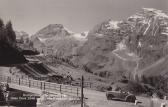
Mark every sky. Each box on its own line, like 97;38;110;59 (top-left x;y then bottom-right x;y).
0;0;167;35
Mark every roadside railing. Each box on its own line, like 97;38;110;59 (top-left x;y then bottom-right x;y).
71;80;93;88
0;75;80;97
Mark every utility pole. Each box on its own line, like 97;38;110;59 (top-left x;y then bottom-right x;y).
81;76;84;107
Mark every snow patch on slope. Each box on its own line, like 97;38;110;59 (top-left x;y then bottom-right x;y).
129;14;143;19
38;37;47;43
113;40;139;61
72;33;87;40
143;19;152;35
116;41;127;50
71;31;89;40
127;53;136;57
63;27;74;34
106;20;120;29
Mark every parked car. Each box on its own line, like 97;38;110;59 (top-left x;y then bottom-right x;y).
106;90;136;102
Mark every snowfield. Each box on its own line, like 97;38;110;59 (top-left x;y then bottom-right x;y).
106;20;121;30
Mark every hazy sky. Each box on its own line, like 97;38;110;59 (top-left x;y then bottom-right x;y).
0;0;167;35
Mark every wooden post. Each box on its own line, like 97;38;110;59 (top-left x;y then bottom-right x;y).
81;76;84;107
29;80;31;87
60;85;62;93
44;82;45;90
150;99;154;107
77;88;79;97
7;77;9;84
90;82;92;88
19;78;20;85
41;82;42;90
9;77;11;83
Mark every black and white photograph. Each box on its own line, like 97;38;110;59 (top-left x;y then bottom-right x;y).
0;0;168;107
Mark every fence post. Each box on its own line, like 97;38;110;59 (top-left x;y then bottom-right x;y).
150;99;154;107
9;77;11;83
71;86;72;93
89;82;92;88
29;80;31;87
19;78;20;85
81;76;84;107
77;88;79;97
60;85;62;93
44;82;45;90
41;82;42;90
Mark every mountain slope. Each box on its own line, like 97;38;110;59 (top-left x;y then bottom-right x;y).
138;55;168;77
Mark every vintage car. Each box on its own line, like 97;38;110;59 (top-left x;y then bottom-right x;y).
106;90;136;102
